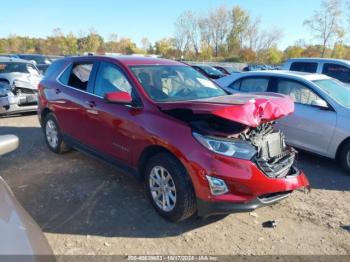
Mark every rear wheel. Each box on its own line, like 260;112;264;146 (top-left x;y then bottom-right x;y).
339;141;350;174
145;153;197;222
43;113;71;154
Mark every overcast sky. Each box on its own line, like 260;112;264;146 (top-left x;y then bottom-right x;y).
0;0;335;49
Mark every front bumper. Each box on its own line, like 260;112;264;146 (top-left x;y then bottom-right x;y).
186;149;310;217
0;94;38;115
197;188;307;217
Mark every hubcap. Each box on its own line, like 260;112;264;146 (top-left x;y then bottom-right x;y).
149;166;176;212
347;150;350;168
45;120;58;148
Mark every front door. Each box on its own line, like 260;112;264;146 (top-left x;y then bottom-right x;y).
273;78;337;156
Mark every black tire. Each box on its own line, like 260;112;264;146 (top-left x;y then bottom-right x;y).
43;113;71;154
145;153;197;222
339;141;350;174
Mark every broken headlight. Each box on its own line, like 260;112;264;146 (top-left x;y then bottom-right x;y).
193;132;257;160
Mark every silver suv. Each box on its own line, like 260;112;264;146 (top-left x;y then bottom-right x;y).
283;58;350;84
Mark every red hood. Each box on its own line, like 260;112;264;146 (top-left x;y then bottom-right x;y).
156;93;294;127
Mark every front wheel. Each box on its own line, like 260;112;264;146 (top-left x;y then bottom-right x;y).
145;153;197;222
43;113;71;154
339;141;350;174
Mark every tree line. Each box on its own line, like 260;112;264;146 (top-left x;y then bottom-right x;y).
0;0;349;64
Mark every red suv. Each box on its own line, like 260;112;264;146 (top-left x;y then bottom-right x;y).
38;56;309;222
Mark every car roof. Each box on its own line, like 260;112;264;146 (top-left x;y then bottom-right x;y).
286;57;350;65
0;57;32;63
217;70;331;86
68;55;184;66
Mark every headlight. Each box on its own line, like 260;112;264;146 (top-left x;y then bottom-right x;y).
193;132;257;160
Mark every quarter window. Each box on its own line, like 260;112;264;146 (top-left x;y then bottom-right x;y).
290;62;318;73
322;63;350;83
94;62;132;97
59;63;94;91
277;79;320;105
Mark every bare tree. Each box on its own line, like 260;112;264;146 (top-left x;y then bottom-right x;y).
141;37;151;52
304;0;344;57
245;17;261;51
207;7;230;57
229;6;250;50
174;11;201;56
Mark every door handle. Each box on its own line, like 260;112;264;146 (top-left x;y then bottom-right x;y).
55;88;61;94
85;101;96;108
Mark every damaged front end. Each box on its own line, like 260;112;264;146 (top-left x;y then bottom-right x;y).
0;80;38;115
239;122;298;178
158;93;299;179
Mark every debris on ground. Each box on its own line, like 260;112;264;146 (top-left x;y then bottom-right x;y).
262;220;279;228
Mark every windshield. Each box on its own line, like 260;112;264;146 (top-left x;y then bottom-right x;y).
0;62;40;75
130;65;227;102
313;79;350;107
199;65;225;77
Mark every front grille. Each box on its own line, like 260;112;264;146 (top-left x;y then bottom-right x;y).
16;88;37;95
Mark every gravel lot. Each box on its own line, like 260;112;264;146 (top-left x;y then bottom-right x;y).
0;113;349;255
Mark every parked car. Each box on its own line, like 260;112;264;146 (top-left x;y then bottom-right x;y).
38;56;309;222
191;64;227;79
0;57;42;115
283;58;350;84
0;54;20;59
217;70;350;173
17;54;53;74
213;65;240;75
0;135;53;256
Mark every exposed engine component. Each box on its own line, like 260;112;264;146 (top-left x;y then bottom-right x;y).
239;123;297;178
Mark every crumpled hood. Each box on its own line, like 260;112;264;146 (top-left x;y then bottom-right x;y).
157;93;294;127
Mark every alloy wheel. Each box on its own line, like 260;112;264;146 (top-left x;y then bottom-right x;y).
45;119;59;149
149;166;177;212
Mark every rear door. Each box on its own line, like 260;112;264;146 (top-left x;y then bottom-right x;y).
271;77;337;155
54;60;98;144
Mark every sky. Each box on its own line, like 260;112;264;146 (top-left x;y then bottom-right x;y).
0;0;327;50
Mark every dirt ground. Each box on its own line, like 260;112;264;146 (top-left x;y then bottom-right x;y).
0;113;349;256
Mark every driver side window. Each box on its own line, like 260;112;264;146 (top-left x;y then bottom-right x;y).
276;79;320;105
94;62;132;97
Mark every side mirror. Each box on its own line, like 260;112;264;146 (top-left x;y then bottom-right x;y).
0;135;19;156
311;99;328;108
104;91;132;104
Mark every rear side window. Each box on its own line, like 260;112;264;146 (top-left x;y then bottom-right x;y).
239;77;269;92
59;63;93;91
290;62;318;73
322;63;350;83
276;79;320;105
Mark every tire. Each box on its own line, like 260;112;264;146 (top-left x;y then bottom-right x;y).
145;153;197;222
43;113;71;154
339;141;350;174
